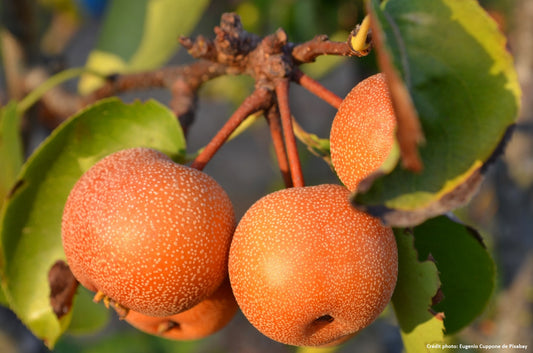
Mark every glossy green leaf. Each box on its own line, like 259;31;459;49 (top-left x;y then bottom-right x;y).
0;98;186;347
353;0;520;227
78;0;210;94
0;102;24;206
392;229;444;352
413;215;495;334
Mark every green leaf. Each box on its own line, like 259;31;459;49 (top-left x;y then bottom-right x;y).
0;102;24;206
392;229;444;352
413;215;495;334
354;0;521;226
0;102;24;307
292;119;332;168
78;0;210;94
0;98;186;347
67;286;110;336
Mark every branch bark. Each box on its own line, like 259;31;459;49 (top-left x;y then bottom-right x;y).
21;12;371;173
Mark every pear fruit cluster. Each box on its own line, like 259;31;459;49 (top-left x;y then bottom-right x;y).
61;72;398;346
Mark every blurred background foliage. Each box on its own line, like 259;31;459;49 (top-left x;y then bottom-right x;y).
0;0;531;352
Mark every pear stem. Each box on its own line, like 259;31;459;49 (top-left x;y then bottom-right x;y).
190;87;272;170
275;79;305;188
266;104;293;188
293;69;343;109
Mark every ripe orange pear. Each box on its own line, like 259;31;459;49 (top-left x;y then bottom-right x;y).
228;184;398;347
62;148;235;317
124;278;238;340
330;73;397;190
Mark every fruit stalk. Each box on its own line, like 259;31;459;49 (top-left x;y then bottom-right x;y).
293;69;343;109
190;87;272;170
265;104;292;188
275;79;305;187
266;104;293;188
